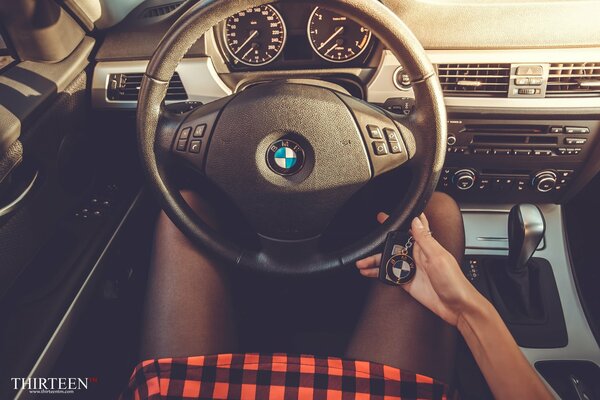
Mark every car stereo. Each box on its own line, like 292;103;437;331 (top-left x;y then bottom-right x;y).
438;118;599;202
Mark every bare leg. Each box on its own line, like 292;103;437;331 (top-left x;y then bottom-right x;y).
140;191;237;360
346;192;465;383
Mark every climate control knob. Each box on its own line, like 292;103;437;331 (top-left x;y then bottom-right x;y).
533;171;557;193
453;169;476;190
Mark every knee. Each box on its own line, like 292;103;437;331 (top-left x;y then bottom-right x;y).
424;192;461;220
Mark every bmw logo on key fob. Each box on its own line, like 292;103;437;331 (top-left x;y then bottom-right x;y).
379;231;417;285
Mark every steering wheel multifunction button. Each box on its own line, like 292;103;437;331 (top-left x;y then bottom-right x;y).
180;127;192;140
373;141;389;155
389;141;402;154
189;140;202;154
176;139;188;151
176;127;192;151
367;125;384;139
384;128;399;142
193;124;206;138
266;139;306;176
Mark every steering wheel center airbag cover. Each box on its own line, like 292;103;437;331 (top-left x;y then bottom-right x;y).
205;82;371;240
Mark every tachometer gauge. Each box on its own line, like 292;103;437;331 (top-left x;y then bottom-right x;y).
224;5;286;66
307;7;372;63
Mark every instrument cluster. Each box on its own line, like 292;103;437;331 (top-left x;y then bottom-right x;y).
218;3;377;70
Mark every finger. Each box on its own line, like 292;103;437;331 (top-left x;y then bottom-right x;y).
376;212;389;224
359;268;379;278
356;253;382;269
419;213;431;232
411;216;445;258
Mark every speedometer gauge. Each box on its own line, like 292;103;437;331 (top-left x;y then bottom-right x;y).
224;5;286;66
307;7;372;63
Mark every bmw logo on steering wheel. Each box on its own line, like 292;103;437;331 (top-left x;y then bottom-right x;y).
266;139;306;176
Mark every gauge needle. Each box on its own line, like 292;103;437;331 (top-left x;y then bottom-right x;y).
241;45;255;60
324;43;338;56
318;26;344;50
235;30;258;54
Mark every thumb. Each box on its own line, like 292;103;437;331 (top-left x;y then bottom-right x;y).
411;214;444;258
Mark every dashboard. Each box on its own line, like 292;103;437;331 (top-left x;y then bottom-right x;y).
91;0;600;207
214;4;379;71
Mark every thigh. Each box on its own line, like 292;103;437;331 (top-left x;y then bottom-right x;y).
140;191;238;360
345;192;464;383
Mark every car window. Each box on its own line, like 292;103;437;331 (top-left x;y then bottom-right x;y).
0;32;16;72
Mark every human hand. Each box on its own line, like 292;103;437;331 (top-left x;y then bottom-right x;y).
355;213;483;326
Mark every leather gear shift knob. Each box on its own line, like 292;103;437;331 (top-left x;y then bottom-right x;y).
508;204;545;273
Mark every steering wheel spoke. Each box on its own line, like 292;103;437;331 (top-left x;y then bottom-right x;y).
157;96;233;175
337;94;413;178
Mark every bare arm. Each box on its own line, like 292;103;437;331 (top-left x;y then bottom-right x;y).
458;296;552;399
356;213;553;400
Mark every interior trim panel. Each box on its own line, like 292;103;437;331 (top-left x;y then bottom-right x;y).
91;58;232;109
14;189;145;400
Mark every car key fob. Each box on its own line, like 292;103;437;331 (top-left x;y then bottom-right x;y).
379;231;417;285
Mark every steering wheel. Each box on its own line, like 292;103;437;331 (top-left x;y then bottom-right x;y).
137;0;447;275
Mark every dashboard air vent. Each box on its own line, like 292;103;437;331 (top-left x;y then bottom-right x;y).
546;63;600;97
107;73;188;101
139;2;183;19
437;64;511;97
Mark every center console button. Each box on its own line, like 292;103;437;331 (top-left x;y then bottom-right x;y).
517;179;528;191
478;178;490;190
515;78;530;86
473;148;491;155
557;170;574;178
533;171;557;193
513;149;532;156
493;148;511;155
565;127;590;134
516;65;543;75
518;88;540;95
529;77;543;85
453;169;476;190
565;138;587;145
550;126;564;133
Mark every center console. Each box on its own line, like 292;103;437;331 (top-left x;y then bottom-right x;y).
438;118;600;202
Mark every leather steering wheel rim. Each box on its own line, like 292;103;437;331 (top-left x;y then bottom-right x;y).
137;0;447;275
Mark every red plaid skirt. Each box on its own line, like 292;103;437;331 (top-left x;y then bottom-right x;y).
121;353;449;399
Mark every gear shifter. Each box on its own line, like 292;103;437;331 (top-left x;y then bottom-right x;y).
490;204;545;317
508;204;546;273
468;204;567;347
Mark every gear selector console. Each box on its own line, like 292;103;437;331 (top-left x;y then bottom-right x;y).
462;204;567;348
